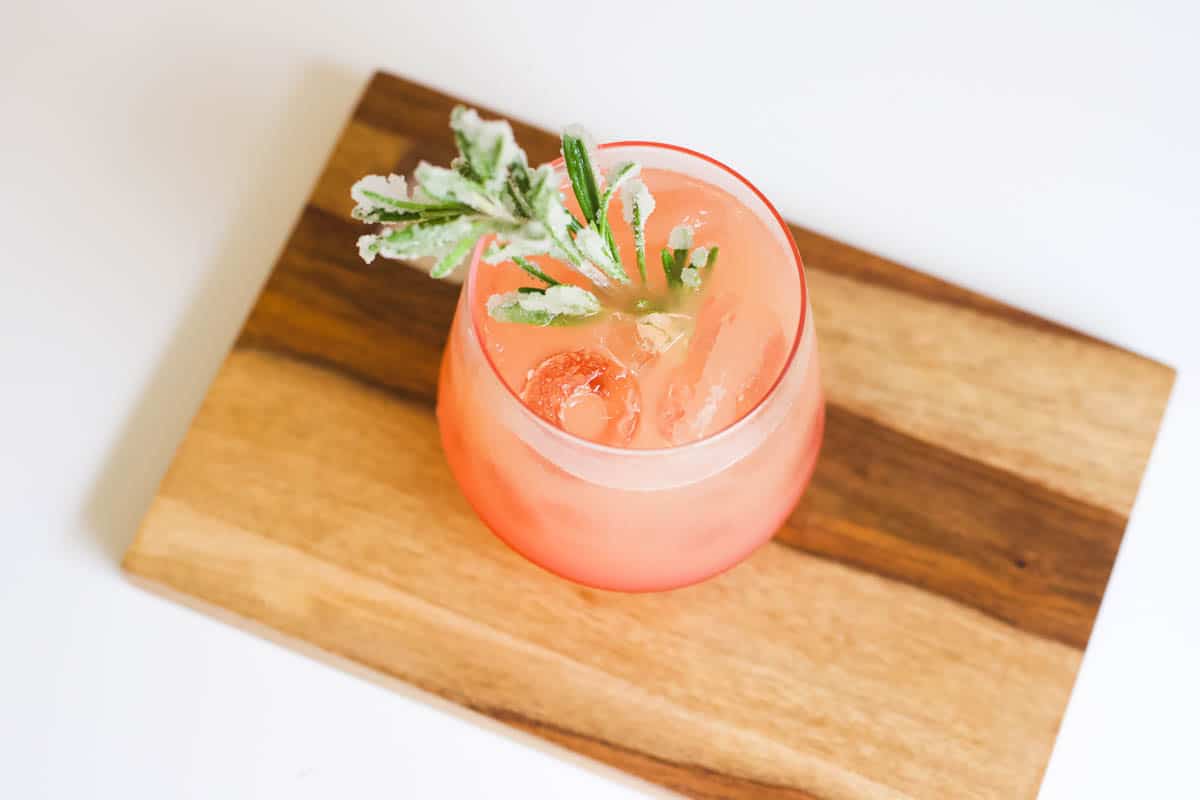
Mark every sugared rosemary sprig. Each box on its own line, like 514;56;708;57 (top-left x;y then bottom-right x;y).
487;284;600;326
512;255;559;286
560;127;643;285
620;177;655;284
661;225;719;291
351;107;718;327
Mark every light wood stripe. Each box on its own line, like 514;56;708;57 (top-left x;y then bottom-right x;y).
131;349;1082;800
809;266;1171;516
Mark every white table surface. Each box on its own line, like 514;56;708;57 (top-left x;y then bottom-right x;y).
3;1;1198;797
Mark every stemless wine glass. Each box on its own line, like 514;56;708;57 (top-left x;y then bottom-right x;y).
437;142;824;591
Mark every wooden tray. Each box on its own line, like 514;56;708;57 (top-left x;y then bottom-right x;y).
124;72;1175;799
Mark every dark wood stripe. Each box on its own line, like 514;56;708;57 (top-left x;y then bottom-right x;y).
783;404;1125;650
237;205;458;405
485;708;825;800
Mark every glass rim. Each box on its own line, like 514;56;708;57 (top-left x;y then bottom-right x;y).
463;139;810;457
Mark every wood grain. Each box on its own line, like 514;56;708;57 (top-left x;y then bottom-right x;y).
123;71;1174;799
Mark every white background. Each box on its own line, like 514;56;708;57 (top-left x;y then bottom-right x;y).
3;1;1198;797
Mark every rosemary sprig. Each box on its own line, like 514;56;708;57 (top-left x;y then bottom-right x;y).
352;109;608;326
631;202;646;282
660;224;693;288
619;177;654;284
512;256;559;286
695;245;719;270
560;127;630;283
660;225;717;292
351;106;720;328
561;126;602;223
487;284;600;326
595;160;640;255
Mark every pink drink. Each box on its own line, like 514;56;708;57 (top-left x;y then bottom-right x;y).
437;142;824;590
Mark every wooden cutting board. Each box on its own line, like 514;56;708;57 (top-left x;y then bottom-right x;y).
123;71;1175;799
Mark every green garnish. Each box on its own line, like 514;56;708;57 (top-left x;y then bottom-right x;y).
351;107;719;326
512;256;560;286
486;284;601;326
617;172;656;287
656;249;670;285
659;225;692;288
660;225;715;292
560;127;602;225
560;128;635;284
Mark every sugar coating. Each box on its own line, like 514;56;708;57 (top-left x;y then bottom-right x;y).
450;106;523;189
604;161;641;202
357;234;380;264
576;260;610;287
414;162;512;220
483;228;552;265
487;284;600;318
562;123;596;147
620;178;655;225
575;227;612;267
563;124;602;187
668;224;693;250
351;174;409;208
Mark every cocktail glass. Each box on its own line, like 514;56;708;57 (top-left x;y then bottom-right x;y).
437;142;824;591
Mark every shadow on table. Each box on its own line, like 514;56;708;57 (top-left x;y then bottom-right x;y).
82;61;363;565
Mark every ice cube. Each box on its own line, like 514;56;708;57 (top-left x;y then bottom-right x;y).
520;350;641;445
655;294;789;445
595;312;692;378
636;312;692;355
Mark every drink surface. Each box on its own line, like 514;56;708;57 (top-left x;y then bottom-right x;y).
470;167;802;449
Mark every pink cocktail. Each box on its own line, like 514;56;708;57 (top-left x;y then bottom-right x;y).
437;142;824;591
